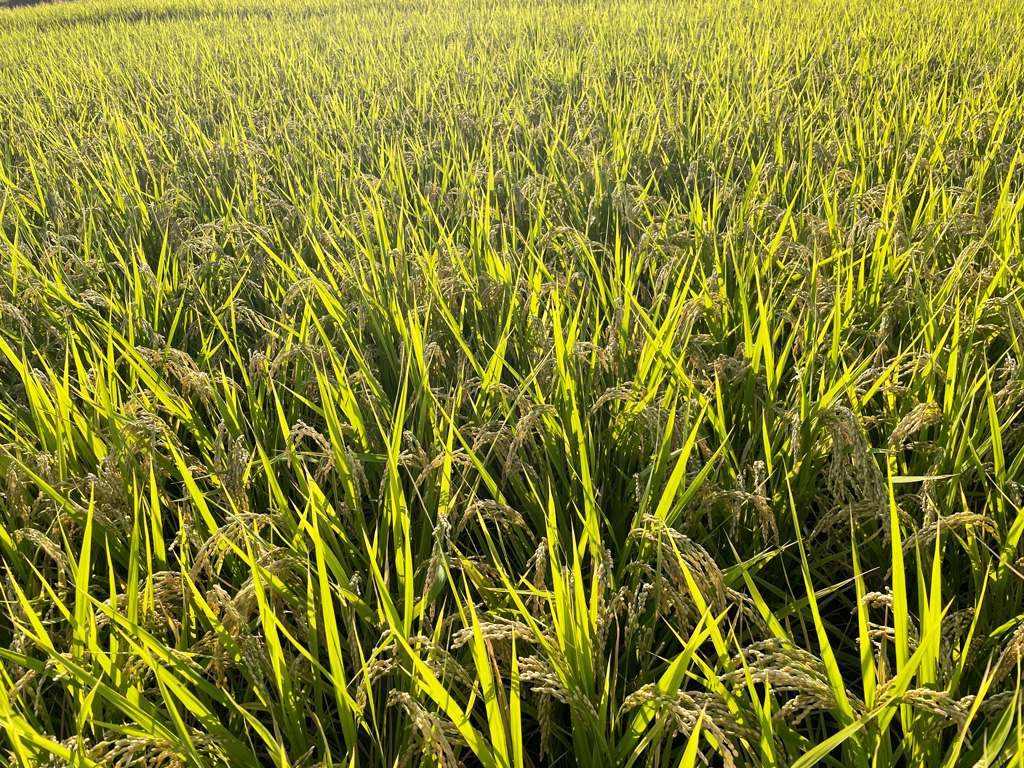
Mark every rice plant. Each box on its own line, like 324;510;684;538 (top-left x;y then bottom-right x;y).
1;0;1023;765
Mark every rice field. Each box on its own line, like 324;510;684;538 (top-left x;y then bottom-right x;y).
1;0;1024;765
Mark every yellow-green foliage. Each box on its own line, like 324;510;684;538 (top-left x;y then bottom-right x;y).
1;0;1024;765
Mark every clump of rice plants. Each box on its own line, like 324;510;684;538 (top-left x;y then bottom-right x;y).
1;0;1023;765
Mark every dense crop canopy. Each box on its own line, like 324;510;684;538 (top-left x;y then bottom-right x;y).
1;0;1024;765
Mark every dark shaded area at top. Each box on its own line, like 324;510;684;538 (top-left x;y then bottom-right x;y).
1;0;65;8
